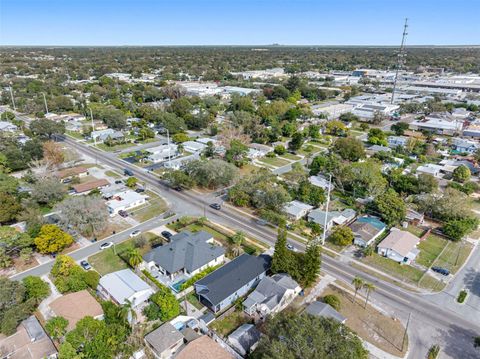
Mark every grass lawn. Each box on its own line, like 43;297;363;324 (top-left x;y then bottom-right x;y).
184;223;230;242
105;170;121;179
210;310;253;337
349;130;366;138
279;153;302;161
433;240;473;274
258;156;290;167
88;236;154;275
416;234;448;268
418;274;447;291
66;131;84;140
306;141;328;148
96;142;135;152
130;197;168;222
362;253;424;283
186;292;204;310
321;285;407;356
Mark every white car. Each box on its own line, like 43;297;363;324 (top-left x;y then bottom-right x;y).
130;230;142;238
100;242;113;250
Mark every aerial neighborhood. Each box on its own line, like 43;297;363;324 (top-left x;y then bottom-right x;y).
1;12;480;359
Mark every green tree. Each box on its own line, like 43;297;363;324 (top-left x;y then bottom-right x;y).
185;159;238;189
225;139;249;167
22;276;50;301
35;224;74;254
46;316;69;342
453;165;471;183
163;169;195;189
125;177;138;188
391;122;409;136
328;226;354;246
229;231;245;257
332;137;365;161
367;128;387;146
144;288;180;321
271;227;291;274
274;145;287;155
171;133;190;143
127;248;143;269
325;120;348;136
352;276;364;303
252;312;368;359
0;192;22;224
442;218;479;241
300;242;321;287
363;282;376;308
373;189;406;225
323;294;341;311
288;132;304;152
31;177;66;206
30;119;65;139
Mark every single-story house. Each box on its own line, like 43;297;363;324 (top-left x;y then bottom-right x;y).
0;120;18;132
163;153;200;170
194;254;272;313
72;178;110;194
144;322;184;359
308;208;356;231
387;136;409;148
49;290;104;331
55;166;89;182
227;324;261;357
91;128;115;142
452;138;479;154
195;137;218;146
377;228;421;264
367;145;392;155
305;301;346;324
182;141;206;153
406;209;425;225
283;200;314;221
243;273;301;317
106;189;148;216
100;183;127;199
98;269;153;307
142;231;225;280
308;175;334;192
416;164;443;178
0;316;57;359
146;144;178;163
175;335;233;359
350;216;386;247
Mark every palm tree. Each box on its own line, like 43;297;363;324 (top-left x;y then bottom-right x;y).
119;299;137;327
230;231;245;257
127;248;142;271
363;282;376;308
352;276;364;303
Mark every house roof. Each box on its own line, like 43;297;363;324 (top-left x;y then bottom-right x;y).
283;200;313;217
195;254;271;307
377;229;420;257
143;231;225;274
106;190;147;210
72;178;110;193
243;273;299;311
99;269;151;305
228;324;261;356
305;301;346;323
308;208;356;226
350;221;381;243
49;290;103;330
145;322;184;355
55;166;88;179
176;335;233;359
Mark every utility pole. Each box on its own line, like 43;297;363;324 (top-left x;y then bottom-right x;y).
42;93;49;114
9;86;16;111
402;312;411;352
166;129;172;168
391;18;408;104
89;108;97;147
321;174;332;245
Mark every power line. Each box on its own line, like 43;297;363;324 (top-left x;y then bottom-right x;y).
391;18;409;104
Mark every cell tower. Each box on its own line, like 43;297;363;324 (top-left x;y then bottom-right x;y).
391;18;409;104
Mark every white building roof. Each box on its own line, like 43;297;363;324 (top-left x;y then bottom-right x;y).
106;190;147;210
99;269;151;305
284;200;314;217
183;141;206;153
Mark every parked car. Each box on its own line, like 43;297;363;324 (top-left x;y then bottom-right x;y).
100;242;113;250
432;266;450;276
62;178;72;184
124;168;134;176
114;180;123;184
135;188;145;193
161;230;173;241
80;260;92;270
130;230;141;237
286;243;295;251
118;210;129;218
173;186;183;192
209;203;221;210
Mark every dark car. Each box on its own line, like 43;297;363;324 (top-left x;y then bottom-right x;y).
124;168;134;176
173;186;183;192
286;243;295;251
161;230;173;241
135;188;145;193
118;210;129;218
432;266;450;276
80;260;92;270
209;203;221;210
114;180;123;184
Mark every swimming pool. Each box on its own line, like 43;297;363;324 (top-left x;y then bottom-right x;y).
170;279;186;293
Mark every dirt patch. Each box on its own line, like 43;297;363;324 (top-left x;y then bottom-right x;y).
321;285;407;357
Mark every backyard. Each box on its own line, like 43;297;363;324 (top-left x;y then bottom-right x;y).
210;309;253;337
258;156;290;167
129;192;169;222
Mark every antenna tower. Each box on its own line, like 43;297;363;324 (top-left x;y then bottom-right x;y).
391;18;408;104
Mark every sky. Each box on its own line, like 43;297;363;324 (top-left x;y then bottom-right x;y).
1;0;479;46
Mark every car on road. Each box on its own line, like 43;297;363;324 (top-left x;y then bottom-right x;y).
161;230;173;241
432;266;450;276
256;219;268;226
130;230;142;237
124;168;134;176
286;243;295;251
173;186;183;192
100;242;113;250
135;188;145;193
118;210;129;218
80;260;92;270
209;203;221;210
114;180;123;184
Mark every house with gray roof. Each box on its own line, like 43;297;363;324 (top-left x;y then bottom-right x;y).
283;200;314;221
227;324;261;356
308;208;356;231
350;216;386;247
194;254;271;313
243;273;301;317
305;301;346;323
143;231;225;280
144;322;184;359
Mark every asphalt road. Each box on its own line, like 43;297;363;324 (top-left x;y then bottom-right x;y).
16;135;480;358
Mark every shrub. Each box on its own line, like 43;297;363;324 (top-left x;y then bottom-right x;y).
427;344;440;359
179;265;221;291
323;294;341;311
83;271;100;289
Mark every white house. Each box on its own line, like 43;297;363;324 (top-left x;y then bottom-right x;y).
98;269;153;307
416;164;443;178
387;136;409;148
0;121;18;132
243;273;301;317
182;141;206;153
146;144;178;163
377;228;420;264
308;175;335;192
106;190;148;216
308;208;356;231
283;200;314;221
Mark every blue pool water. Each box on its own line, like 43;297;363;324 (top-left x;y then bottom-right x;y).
170;279;186;293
